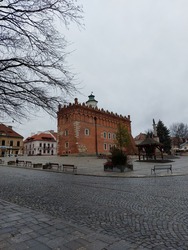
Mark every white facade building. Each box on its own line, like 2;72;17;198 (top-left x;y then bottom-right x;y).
180;141;188;151
24;131;57;156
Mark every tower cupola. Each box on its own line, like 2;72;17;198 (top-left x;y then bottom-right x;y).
86;93;98;108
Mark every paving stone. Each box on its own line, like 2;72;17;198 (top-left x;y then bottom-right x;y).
25;239;41;247
86;239;108;250
46;237;68;248
1;161;188;249
0;240;11;249
35;235;50;244
64;238;85;250
12;241;29;250
9;233;31;243
28;242;51;250
0;227;17;234
18;227;33;234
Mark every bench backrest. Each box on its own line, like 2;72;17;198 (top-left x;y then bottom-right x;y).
154;165;172;168
63;164;75;167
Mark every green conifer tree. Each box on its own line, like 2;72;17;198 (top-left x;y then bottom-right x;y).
157;120;171;153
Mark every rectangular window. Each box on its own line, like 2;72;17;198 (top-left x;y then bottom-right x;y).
65;142;69;148
104;143;107;150
65;130;69;136
85;128;90;136
10;141;13;146
48;143;50;148
44;143;46;148
103;132;107;138
2;140;5;146
17;141;20;147
51;144;53;148
39;143;42;147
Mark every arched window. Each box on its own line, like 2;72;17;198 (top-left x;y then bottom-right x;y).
85;128;90;136
108;132;111;139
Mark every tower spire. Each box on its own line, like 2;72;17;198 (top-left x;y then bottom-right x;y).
86;93;98;108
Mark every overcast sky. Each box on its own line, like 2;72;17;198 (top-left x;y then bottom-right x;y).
12;0;188;138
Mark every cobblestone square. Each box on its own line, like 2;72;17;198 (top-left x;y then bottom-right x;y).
0;156;188;249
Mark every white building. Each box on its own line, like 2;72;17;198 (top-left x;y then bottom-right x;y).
24;131;57;156
179;141;188;152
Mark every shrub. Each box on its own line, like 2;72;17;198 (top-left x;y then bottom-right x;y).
110;147;127;172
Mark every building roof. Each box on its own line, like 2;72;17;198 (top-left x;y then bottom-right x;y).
134;133;146;141
137;137;162;147
180;141;188;147
24;131;57;143
0;123;23;138
86;93;98;107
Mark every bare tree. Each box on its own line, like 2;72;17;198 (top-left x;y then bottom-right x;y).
0;0;83;120
170;123;188;147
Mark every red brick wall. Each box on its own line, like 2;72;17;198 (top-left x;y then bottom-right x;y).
57;102;136;155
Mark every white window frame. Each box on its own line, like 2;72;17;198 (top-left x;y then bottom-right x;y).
65;130;69;136
85;128;90;136
108;132;111;139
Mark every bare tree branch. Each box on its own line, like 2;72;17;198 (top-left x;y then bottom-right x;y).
0;0;83;120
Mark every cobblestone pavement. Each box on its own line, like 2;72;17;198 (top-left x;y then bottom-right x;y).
1;165;188;249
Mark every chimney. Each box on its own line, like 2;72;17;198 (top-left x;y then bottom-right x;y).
74;98;78;104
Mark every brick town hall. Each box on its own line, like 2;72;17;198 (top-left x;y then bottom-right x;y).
57;94;136;156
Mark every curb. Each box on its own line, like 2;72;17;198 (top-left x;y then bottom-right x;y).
1;164;188;179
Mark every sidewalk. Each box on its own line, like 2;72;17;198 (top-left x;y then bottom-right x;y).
0;199;131;250
1;155;188;178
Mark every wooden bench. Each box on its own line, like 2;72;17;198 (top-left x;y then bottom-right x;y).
0;159;4;164
49;163;60;170
17;160;25;167
63;164;77;174
33;163;43;168
25;161;32;167
43;163;60;170
7;161;16;165
151;164;172;174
